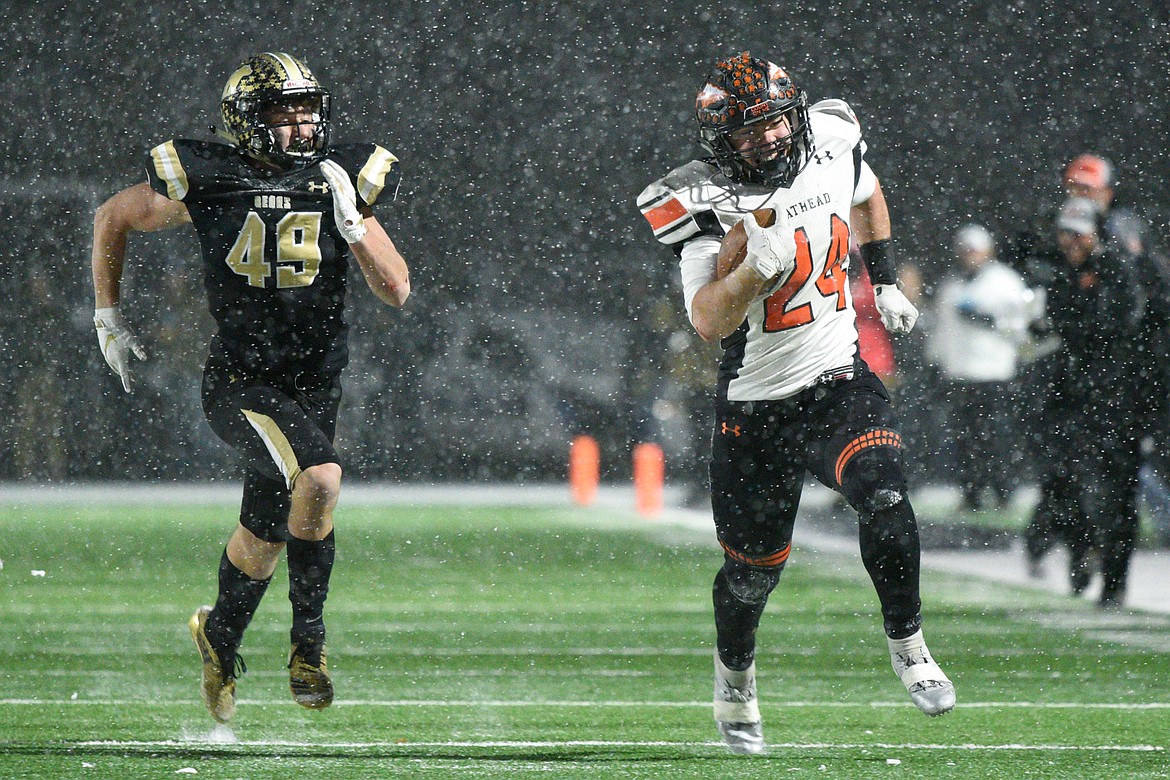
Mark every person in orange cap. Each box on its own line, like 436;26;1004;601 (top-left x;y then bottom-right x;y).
1063;153;1144;256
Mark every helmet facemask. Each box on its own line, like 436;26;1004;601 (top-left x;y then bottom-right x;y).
695;53;813;188
254;93;331;167
703;100;811;187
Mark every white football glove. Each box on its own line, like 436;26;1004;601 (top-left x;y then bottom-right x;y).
873;284;920;334
319;159;367;244
94;305;147;393
741;210;796;281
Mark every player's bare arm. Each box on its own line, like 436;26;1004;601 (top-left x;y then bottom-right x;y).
852;180;918;334
690;263;767;342
691;208;797;342
317;158;409;307
92;182;191;307
349;210;410;307
92;182;190;391
850;179;892;246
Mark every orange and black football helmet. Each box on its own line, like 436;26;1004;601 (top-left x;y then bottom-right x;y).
220;52;331;169
695;52;812;187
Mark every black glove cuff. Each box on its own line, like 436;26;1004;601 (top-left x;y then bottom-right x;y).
859;239;897;286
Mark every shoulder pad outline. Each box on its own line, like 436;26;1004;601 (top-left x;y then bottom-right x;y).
146;139;240;202
637;161;720;246
810;98;860;128
148;140;189;201
325;143;401;206
355;144;399;206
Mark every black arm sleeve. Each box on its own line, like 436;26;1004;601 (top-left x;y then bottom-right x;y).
859;239;898;286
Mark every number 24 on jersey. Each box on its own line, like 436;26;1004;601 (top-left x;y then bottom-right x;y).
764;213;850;332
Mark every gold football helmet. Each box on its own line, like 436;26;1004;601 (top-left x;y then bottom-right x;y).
220;52;331;169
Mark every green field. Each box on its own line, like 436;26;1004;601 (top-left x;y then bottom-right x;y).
0;496;1167;779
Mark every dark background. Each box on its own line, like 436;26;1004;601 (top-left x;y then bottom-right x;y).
1;1;1166;484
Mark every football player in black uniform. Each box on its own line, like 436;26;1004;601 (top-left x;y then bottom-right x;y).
90;53;410;723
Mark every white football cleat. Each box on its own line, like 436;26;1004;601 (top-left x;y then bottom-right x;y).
714;653;765;754
888;630;956;717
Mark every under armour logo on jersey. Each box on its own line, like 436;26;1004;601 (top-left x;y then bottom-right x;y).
813;150;834;164
309;182;329;194
721;422;742;437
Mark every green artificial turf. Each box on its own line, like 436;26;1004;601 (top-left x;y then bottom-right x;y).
0;497;1166;779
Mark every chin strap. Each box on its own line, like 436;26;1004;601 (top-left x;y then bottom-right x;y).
210;126;237;144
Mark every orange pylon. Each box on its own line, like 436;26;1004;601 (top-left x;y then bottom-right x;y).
569;435;600;506
633;442;664;518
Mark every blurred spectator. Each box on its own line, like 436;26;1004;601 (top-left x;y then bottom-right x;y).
1063;153;1145;256
850;255;898;385
1139;438;1170;547
926;225;1038;511
1061;154;1170;548
1023;198;1145;608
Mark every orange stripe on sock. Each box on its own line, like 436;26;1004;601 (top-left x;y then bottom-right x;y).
834;429;903;486
720;541;791;568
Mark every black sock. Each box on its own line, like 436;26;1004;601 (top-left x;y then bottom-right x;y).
857;500;923;639
207;549;271;653
712;568;766;671
287;529;335;647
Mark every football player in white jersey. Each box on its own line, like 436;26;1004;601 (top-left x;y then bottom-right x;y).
637;52;953;754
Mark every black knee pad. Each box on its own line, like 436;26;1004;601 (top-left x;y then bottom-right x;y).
720;557;783;605
240;471;293;543
839;443;908;517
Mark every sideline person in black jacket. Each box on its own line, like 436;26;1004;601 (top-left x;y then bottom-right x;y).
1023;197;1145;608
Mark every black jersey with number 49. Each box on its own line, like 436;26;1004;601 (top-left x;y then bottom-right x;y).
146;139;399;377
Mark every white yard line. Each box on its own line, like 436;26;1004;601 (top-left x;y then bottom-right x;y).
65;738;1164;752
5;698;1169;709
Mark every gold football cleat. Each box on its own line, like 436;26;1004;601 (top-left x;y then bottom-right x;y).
188;605;243;723
289;642;333;709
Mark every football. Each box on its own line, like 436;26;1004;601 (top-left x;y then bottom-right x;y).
716;208;776;279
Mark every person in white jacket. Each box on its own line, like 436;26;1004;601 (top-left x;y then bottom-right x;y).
928;224;1039;510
